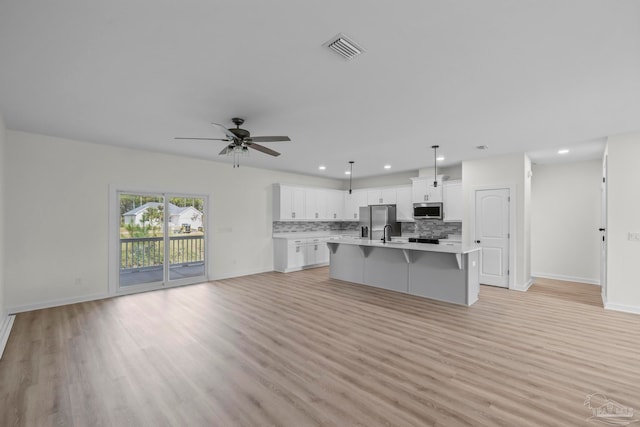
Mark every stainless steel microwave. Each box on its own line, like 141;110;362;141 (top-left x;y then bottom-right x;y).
413;202;442;219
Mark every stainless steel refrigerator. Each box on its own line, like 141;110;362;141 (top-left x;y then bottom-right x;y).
359;205;401;240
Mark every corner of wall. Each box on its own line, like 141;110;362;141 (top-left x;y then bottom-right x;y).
0;113;12;358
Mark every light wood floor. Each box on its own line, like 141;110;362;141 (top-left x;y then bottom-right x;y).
1;269;639;426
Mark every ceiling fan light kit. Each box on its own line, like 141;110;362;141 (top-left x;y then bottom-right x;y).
175;117;291;168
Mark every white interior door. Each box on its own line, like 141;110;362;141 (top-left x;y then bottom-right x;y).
600;154;608;298
475;189;510;287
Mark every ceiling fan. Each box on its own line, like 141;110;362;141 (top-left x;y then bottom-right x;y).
175;118;291;167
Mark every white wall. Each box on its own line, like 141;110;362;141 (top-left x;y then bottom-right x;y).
0;115;6;320
605;134;640;311
462;153;531;290
4;130;343;312
531;161;601;284
350;170;417;189
419;164;462;181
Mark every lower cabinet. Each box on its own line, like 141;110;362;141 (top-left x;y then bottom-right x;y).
274;237;331;272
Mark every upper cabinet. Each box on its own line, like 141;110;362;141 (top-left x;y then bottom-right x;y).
305;188;328;220
367;188;397;205
442;180;463;222
411;177;442;203
274;184;306;220
274;185;345;221
274;182;433;223
327;190;345;220
395;185;414;222
344;189;367;221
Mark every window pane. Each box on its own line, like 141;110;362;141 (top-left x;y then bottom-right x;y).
119;193;165;287
168;196;206;281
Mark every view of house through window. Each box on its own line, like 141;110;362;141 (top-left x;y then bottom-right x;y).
119;192;206;289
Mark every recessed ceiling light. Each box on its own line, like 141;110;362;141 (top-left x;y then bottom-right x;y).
436;156;445;161
345;171;351;175
318;165;326;170
476;145;489;150
558;149;569;155
384;165;391;169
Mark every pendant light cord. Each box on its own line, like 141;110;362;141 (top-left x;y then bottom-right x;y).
432;145;439;187
348;161;354;194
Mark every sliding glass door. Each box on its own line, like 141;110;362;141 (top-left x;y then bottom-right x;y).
167;195;206;281
117;191;207;292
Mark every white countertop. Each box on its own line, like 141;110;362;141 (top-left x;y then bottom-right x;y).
327;237;480;254
272;232;358;240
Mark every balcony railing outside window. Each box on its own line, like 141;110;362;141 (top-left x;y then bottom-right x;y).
121;235;205;270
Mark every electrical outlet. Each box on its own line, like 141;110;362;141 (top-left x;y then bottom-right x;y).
628;232;640;241
74;277;83;286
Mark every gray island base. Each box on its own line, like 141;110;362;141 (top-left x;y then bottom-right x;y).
327;240;481;306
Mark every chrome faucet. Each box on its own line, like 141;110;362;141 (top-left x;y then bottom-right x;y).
382;224;393;243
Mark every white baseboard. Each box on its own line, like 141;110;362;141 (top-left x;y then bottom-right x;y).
603;298;640;315
0;314;16;359
274;263;330;274
210;267;274;281
8;268;281;314
532;272;600;286
8;292;110;314
511;278;534;292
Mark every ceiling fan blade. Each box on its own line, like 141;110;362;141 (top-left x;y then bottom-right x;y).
249;136;291;143
175;137;230;141
211;123;238;140
247;142;281;157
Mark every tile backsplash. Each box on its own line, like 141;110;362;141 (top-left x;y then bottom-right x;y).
273;221;360;233
401;220;462;238
273;220;461;237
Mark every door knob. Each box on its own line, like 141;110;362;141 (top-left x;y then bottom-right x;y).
475;240;481;244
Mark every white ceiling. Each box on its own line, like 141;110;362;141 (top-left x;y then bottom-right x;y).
1;1;637;178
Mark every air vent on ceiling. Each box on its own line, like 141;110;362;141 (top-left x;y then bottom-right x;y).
324;33;364;60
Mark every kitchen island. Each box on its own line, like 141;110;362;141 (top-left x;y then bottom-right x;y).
326;239;480;306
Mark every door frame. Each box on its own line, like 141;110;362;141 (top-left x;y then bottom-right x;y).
601;152;608;301
108;185;210;296
470;184;516;290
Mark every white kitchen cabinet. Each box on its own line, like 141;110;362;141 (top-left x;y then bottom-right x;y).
411;177;443;203
327;190;345;221
273;184;306;220
305;238;330;265
286;240;306;269
344;189;367;221
305;188;328;220
367;187;397;205
443;180;463;222
273;237;331;272
396;185;414;222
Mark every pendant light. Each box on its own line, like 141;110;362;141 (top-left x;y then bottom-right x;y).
348;161;354;194
431;145;439;187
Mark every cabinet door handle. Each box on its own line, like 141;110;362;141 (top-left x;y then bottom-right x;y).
475;240;481;244
292;212;295;218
